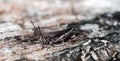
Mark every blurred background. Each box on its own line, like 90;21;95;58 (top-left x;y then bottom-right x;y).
0;0;120;35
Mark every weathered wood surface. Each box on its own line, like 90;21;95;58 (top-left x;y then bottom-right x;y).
0;0;120;61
